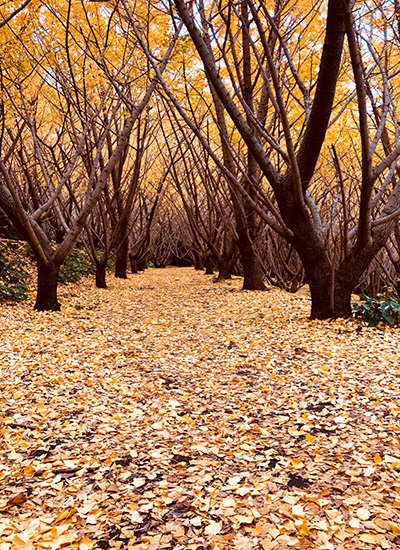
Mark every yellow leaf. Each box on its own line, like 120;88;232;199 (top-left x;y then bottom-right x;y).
299;520;310;536
12;533;30;546
24;465;36;476
235;515;254;524
305;433;315;443
260;542;277;550
80;537;95;550
291;457;303;468
391;523;400;535
360;533;378;544
51;525;70;537
56;508;76;522
374;453;382;464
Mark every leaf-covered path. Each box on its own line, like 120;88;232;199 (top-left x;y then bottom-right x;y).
1;267;400;550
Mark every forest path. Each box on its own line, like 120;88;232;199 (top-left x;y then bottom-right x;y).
1;267;400;550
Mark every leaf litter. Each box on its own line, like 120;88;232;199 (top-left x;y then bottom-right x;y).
1;267;400;550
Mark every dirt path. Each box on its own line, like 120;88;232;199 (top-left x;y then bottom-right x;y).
1;267;400;550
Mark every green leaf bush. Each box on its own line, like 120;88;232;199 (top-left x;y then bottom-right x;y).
0;240;30;301
58;247;95;284
353;296;400;326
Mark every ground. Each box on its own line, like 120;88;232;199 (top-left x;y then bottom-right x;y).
1;267;400;550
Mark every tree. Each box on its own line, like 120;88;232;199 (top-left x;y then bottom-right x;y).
169;0;400;318
0;0;181;310
0;0;32;30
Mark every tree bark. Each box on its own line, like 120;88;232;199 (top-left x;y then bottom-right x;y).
204;254;214;275
34;260;61;311
193;251;204;270
217;265;232;280
95;262;107;288
130;255;138;274
115;238;128;279
237;228;266;290
137;257;147;271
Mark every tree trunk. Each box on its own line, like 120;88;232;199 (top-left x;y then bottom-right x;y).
217;266;232;280
217;257;233;280
137;257;147;271
205;254;213;275
130;255;138;274
193;250;204;270
115;239;128;279
34;260;61;311
96;262;107;288
237;229;266;290
305;241;376;319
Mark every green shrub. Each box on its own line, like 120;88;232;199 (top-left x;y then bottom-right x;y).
58;247;95;284
353;296;400;326
0;240;30;301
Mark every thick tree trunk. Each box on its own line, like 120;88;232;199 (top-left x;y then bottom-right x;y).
308;271;354;319
34;260;61;311
96;263;107;288
305;241;376;319
115;239;128;279
333;287;353;318
308;278;334;319
217;264;232;280
237;229;266;290
217;255;234;280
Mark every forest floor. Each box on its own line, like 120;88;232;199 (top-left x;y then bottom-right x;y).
1;267;400;550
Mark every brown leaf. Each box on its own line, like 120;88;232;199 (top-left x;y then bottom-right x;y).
5;492;28;508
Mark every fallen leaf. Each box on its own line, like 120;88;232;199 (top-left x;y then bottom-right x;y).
204;522;222;535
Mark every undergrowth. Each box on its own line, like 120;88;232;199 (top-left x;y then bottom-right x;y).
0;240;30;301
58;247;95;284
353;295;400;326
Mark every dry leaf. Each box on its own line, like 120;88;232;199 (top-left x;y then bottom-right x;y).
204;522;222;535
359;534;378;544
5;493;27;508
356;508;371;521
80;537;95;550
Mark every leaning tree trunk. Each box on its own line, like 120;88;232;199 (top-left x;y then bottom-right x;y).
34;260;61;312
115;238;128;279
95;261;107;289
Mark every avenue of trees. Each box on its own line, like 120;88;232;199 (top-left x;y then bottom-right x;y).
1;0;400;319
